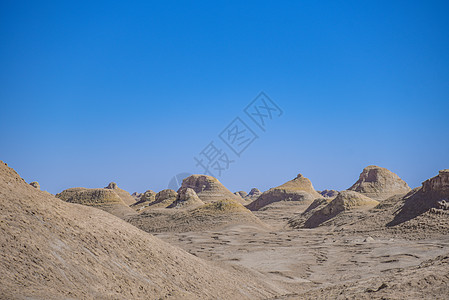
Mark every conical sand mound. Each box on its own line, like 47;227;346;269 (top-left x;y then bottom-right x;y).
348;165;411;201
128;198;265;233
291;191;379;228
181;174;243;203
247;173;321;211
104;182;136;205
0;161;278;299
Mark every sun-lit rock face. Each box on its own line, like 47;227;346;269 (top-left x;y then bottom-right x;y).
246;173;321;211
422;169;449;195
56;187;136;218
348;165;411;201
168;187;205;209
320;191;379;216
180;175;242;203
104;182;136;205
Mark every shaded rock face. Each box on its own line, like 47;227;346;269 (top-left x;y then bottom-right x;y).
388;169;449;226
131;192;142;201
320;189;338;198
105;182;118;189
348;166;411;201
168;187;204;209
104;182;136;206
180;175;241;203
29;181;40;190
246;173;320;211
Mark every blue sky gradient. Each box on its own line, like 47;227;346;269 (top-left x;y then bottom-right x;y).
1;0;448;194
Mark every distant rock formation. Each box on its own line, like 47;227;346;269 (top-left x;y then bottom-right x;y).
245;188;262;201
131;192;143;201
292;190;379;228
128;198;265;233
56;187;135;218
168;187;205;209
140;190;156;203
387;169;449;225
131;189;157;210
320;189;338;198
234;191;248;198
246;173;321;210
104;182;136;206
155;189;178;205
180;175;242;203
0;161;271;299
348;165;411;201
29;181;40;190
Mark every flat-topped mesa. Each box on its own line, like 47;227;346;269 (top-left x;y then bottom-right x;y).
104;182;136;206
55;187;136;218
180;175;242;204
246;172;321;211
56;188;124;205
348;165;411;201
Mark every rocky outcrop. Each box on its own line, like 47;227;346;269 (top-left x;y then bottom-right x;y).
104;182;136;206
234;191;248;198
320;189;338;198
151;189;178;208
245;188;262;201
130;190;157;211
348;166;411;201
140;190;156;202
29;181;40;190
131;192;143;201
387;169;449;225
422;169;449;196
320;191;379;215
56;187;136;218
246;173;321;210
168;187;205;209
295;191;379;228
180;175;242;203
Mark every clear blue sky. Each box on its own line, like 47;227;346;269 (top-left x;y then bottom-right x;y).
1;0;448;195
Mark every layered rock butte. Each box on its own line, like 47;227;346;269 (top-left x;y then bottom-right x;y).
348;165;411;201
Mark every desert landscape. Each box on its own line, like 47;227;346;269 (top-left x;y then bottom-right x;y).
2;1;448;299
1;161;448;299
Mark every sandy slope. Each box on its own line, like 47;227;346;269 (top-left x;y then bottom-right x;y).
0;161;280;299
